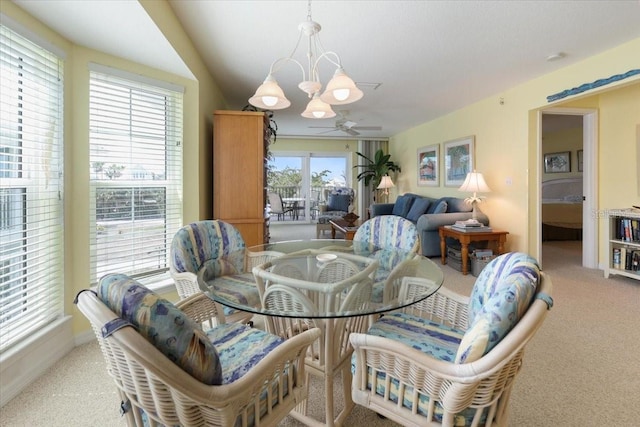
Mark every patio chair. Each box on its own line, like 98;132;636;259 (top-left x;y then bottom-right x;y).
350;252;554;427
268;191;295;221
75;274;320;427
316;187;356;237
170;220;258;325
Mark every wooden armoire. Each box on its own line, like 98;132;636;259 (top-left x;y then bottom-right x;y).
213;110;269;246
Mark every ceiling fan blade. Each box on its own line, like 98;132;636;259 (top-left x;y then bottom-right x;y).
345;128;360;136
315;128;340;135
308;126;338;129
352;126;382;131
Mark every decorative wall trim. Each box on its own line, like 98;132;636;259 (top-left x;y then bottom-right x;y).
547;69;640;102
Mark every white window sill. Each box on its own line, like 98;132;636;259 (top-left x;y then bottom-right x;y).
137;271;176;295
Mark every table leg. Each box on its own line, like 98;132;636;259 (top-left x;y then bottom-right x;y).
440;230;447;265
498;236;506;254
331;225;336;239
461;243;469;275
324;318;335;427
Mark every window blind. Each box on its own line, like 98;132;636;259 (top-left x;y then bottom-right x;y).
89;68;183;284
0;24;64;353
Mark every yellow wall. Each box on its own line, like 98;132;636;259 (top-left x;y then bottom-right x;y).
390;38;640;264
542;127;583;181
3;1;226;336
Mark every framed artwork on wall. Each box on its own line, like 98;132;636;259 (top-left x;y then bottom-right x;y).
444;135;474;187
544;151;571;173
417;144;439;186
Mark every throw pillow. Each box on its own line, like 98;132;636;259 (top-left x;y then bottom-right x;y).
327;194;351;212
391;194;414;217
432;200;448;214
97;273;223;385
406;198;431;222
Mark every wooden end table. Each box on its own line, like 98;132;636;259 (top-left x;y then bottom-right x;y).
439;226;509;275
329;219;362;241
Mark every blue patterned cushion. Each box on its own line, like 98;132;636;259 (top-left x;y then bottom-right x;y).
405;198;431;222
353;216;419;256
327;194;351;212
171;220;245;276
355;313;481;425
391;194;414;217
206;322;284;384
455;252;540;363
97;274;223;385
368;312;464;361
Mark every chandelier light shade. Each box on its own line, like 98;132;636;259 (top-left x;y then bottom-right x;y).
248;74;291;110
301;93;336;118
248;0;363;118
458;170;491;220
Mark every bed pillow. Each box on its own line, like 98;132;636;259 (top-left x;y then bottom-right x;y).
406;198;431;222
97;273;223;385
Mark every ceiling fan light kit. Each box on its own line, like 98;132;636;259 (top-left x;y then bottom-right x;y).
248;0;362;119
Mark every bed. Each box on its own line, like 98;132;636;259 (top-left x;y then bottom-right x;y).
541;177;583;241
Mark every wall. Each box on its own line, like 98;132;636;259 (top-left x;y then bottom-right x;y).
542;127;583;181
389;37;640;265
1;1;225;339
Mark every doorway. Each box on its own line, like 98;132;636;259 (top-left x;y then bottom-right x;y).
539;109;598;268
267;152;349;223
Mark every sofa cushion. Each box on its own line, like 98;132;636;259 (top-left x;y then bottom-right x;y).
443;196;472;213
455;253;539;363
327;193;351;212
431;200;448;214
406;198;431;222
391;194;414;217
97;273;223;385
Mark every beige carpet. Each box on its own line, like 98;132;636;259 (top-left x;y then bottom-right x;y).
2;229;639;426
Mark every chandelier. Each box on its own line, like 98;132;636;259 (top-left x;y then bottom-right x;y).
248;0;363;119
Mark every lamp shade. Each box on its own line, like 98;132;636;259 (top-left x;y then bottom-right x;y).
248;74;291;110
301;93;336;119
320;68;363;105
458;171;491;193
377;175;395;190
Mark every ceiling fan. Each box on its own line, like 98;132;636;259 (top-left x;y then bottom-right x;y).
309;112;382;136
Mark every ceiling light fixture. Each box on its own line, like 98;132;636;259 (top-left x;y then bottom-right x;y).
248;0;363;119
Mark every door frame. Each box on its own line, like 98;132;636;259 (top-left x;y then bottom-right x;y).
538;107;598;268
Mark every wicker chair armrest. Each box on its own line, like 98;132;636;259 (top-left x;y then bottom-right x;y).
169;269;200;299
175;292;226;327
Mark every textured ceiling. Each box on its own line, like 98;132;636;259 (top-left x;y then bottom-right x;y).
11;0;640;139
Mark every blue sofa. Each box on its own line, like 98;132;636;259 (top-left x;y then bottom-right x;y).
369;193;489;257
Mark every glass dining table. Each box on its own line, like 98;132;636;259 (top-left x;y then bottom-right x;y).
197;239;444;427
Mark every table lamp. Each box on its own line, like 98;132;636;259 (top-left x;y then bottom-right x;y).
458;170;491;221
377;175;395;203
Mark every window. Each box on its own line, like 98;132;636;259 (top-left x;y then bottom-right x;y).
0;24;64;353
89;65;183;284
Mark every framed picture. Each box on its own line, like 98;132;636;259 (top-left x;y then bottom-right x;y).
417;144;439;186
544;151;571;173
577;149;584;172
444;135;474;187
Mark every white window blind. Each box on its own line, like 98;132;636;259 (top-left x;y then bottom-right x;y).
89;67;183;284
0;24;64;353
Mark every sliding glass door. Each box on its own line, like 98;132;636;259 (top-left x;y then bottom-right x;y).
268;153;348;223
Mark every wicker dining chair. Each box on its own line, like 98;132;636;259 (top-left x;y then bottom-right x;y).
170;220;258;325
75;273;320;427
350;252;554;427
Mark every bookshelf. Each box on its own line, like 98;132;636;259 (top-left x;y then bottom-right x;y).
605;209;640;280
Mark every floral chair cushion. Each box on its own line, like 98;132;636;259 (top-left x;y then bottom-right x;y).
97;273;223;385
317;187;355;223
171;220;245;276
354;216;419;258
455;252;540;363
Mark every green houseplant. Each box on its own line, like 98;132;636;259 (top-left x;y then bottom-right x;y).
354;149;401;191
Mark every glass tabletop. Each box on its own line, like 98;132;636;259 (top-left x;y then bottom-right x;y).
197;239;444;319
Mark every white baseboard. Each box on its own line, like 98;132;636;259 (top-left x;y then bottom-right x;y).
0;316;74;407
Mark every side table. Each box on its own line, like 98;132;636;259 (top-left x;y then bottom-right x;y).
329;219;362;241
439;226;509;275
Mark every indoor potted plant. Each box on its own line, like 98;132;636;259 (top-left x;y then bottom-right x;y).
354;149;401;195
